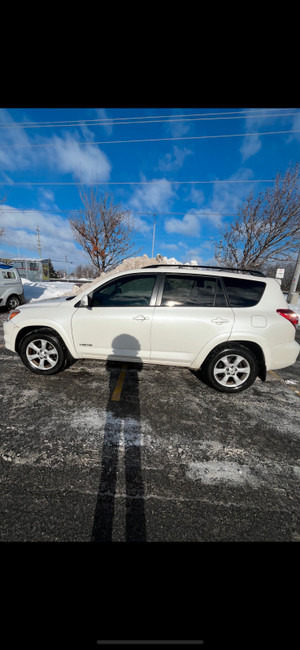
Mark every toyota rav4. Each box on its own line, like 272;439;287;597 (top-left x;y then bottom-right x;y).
3;264;299;393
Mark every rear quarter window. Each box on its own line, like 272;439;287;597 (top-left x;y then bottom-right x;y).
222;277;266;307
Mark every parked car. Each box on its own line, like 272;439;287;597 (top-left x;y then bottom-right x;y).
0;263;25;310
3;264;299;392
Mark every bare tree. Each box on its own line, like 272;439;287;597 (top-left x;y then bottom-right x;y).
215;164;300;269
263;259;300;291
74;263;98;279
69;188;139;275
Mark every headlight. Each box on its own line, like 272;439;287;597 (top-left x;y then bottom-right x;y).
7;309;20;321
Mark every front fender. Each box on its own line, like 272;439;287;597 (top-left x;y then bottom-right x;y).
14;317;79;359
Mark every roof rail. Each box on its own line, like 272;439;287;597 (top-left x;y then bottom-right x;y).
142;264;266;277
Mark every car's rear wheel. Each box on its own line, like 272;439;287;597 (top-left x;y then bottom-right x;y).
19;330;67;375
202;345;258;393
6;294;21;310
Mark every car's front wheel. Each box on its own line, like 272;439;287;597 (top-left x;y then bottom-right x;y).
202;345;258;393
19;330;67;375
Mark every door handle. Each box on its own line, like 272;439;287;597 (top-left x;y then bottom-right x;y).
211;317;230;324
132;315;150;321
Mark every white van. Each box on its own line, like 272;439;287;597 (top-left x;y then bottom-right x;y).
0;263;25;310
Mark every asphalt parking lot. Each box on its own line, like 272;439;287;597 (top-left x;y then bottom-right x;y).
0;309;299;542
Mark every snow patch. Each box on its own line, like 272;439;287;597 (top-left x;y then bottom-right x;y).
69;407;152;447
187;460;259;486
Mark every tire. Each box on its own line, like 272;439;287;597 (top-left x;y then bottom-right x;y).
19;330;67;375
6;294;21;310
202;344;258;393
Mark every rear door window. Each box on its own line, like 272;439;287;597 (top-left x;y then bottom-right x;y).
161;275;227;307
222;277;266;307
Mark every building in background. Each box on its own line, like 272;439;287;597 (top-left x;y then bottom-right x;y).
0;258;50;282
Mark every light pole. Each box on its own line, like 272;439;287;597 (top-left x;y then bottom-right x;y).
287;250;300;305
36;226;42;258
151;214;156;259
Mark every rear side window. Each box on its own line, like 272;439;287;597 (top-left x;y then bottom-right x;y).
222;277;266;307
161;275;227;307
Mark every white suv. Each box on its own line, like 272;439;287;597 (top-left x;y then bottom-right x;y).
3;264;299;393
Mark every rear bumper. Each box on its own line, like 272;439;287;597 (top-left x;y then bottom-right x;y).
266;339;300;370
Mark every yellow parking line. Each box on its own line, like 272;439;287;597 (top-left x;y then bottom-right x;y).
269;370;300;397
111;363;127;401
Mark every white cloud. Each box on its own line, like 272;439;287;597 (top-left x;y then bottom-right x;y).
0;109;34;171
160;242;179;250
239;108;296;161
0;109;112;184
95;108;113;136
187;185;205;205
47;133;111;183
128;177;175;213
240;133;261;161
164;169;255;238
1;205;72;241
165;211;200;236
166;112;192;138
131;215;151;234
38;188;58;210
286;112;300;143
158;145;193;172
0;205;89;269
209;168;255;216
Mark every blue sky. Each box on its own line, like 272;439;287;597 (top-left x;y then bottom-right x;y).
0;106;299;273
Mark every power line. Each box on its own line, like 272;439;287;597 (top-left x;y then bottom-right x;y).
0;179;276;186
0;111;299;130
0;128;299;149
1;207;239;217
0;108;297;128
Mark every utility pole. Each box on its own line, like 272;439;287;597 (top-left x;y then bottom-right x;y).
65;256;73;279
287;250;300;305
36;226;42;258
151;214;156;259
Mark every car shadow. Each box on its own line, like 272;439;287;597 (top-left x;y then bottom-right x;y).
90;334;146;542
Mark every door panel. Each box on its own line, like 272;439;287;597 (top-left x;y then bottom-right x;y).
70;273;158;361
71;306;154;360
150;306;234;364
150;274;234;365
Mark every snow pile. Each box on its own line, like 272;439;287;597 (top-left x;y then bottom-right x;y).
21;254;181;301
73;253;182;296
22;277;76;302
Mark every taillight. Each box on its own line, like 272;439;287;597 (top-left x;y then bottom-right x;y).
276;308;298;329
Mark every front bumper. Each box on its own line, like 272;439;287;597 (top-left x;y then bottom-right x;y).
3;319;18;353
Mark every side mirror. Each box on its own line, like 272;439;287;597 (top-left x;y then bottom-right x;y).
81;294;89;307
